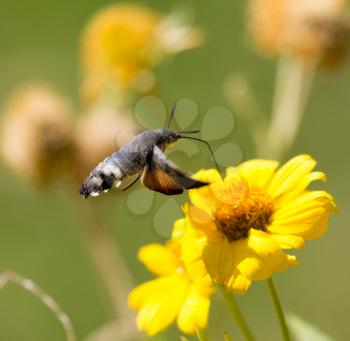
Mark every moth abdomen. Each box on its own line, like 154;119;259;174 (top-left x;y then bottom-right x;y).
80;157;124;198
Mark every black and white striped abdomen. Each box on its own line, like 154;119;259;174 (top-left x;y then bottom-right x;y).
79;155;125;198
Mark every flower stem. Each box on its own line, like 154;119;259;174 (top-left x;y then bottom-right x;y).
195;326;208;341
267;277;291;341
264;56;315;159
68;196;140;339
224;332;233;341
219;286;256;341
83;204;133;319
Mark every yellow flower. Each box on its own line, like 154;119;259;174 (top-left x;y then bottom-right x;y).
81;4;203;103
81;4;160;99
128;242;213;336
248;0;350;69
174;155;336;294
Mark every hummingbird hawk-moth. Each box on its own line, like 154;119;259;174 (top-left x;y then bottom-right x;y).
79;104;219;198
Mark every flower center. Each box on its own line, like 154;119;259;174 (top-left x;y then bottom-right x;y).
213;180;274;242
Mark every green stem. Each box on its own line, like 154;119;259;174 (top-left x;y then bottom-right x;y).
195;326;208;341
267;278;291;341
68;196;140;339
264;56;315;159
224;332;233;341
219;286;256;341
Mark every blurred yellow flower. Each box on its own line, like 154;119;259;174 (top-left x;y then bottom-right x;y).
81;4;203;103
248;0;350;69
0;83;75;185
174;155;336;293
128;242;213;336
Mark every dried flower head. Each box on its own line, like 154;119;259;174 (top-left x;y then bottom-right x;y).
248;0;350;68
1;84;75;185
174;155;336;293
75;105;138;181
81;4;203;103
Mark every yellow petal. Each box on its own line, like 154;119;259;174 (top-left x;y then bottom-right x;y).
297;214;330;240
268;155;316;201
227;274;252;294
201;229;292;288
287;255;299;265
271;234;305;249
181;229;211;284
272;191;335;223
247;229;291;273
234;159;279;188
235;257;267;280
202;239;235;284
225;236;299;294
172;213;212;284
184;204;218;239
192;168;223;183
138;243;179;276
128;276;179;310
189;169;222;214
276;171;327;207
177;284;213;334
172;217;188;243
132;275;189;336
269;191;336;239
231;230;291;281
225;166;238;177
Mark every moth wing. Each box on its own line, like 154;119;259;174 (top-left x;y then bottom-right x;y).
141;147;183;195
141;146;208;195
141;164;183;195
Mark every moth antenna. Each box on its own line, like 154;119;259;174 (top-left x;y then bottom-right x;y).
166;102;177;129
180;136;221;173
176;129;200;134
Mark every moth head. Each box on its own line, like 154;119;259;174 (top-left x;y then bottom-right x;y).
156;128;181;149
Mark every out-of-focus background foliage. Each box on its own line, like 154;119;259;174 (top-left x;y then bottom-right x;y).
0;0;349;340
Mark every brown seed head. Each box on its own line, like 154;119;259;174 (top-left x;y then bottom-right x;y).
213;180;274;242
1;84;76;185
248;0;350;69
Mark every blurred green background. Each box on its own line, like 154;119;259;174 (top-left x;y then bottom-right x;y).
0;0;349;340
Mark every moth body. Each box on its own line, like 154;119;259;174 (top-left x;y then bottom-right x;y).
80;102;217;198
80;128;195;198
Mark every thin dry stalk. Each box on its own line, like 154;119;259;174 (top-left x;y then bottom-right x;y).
72;199;140;339
0;271;76;341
